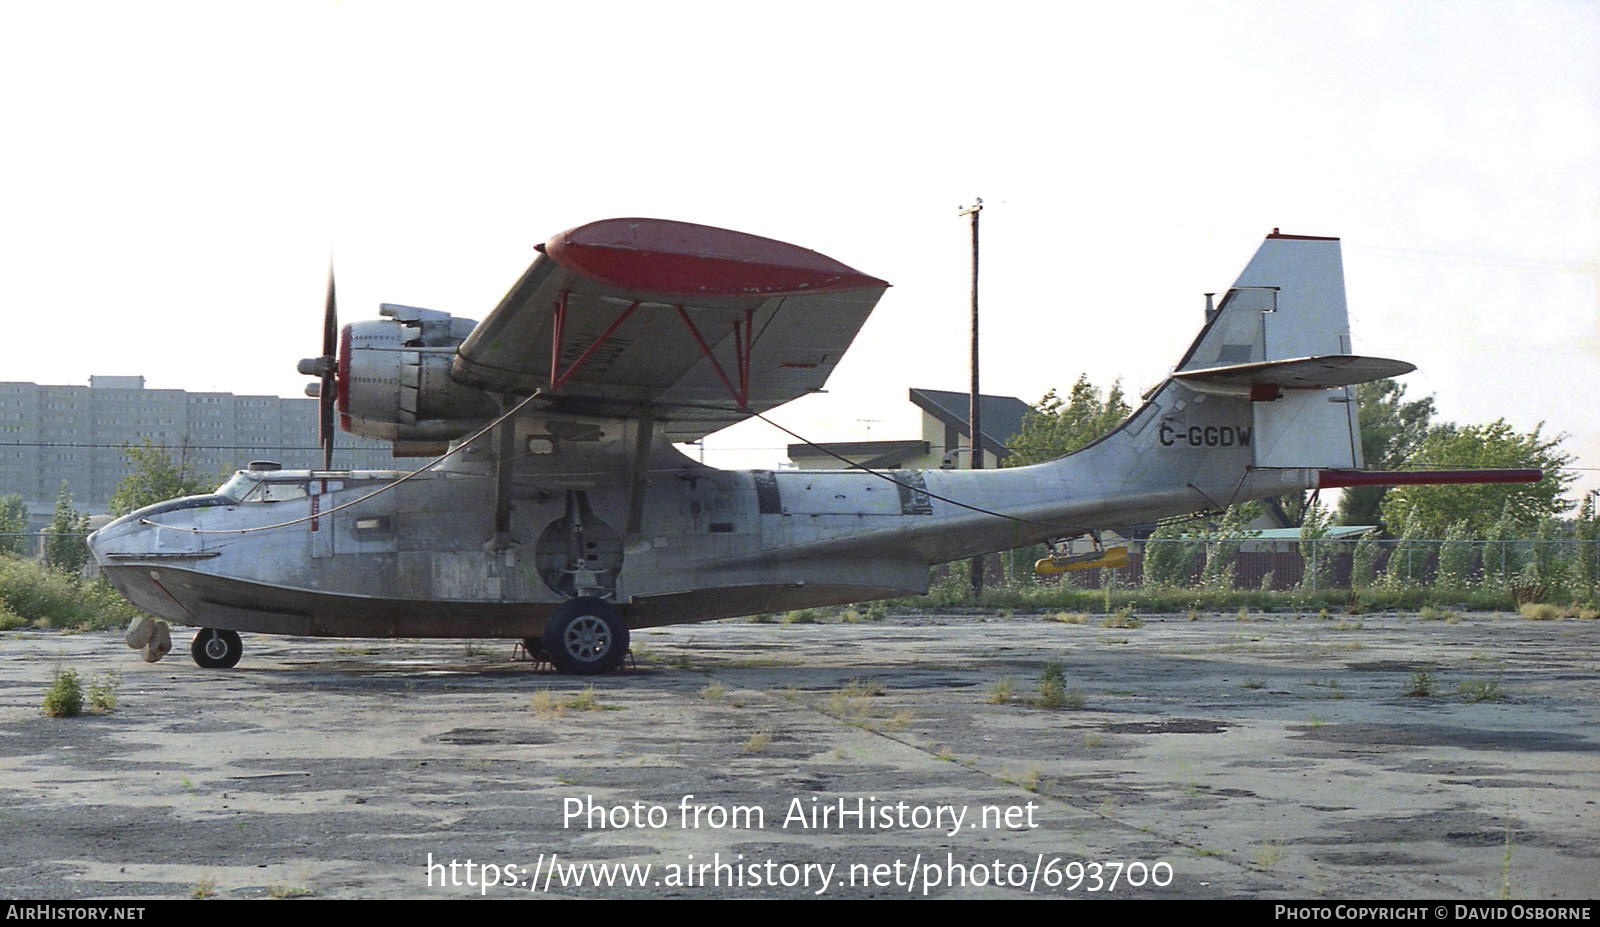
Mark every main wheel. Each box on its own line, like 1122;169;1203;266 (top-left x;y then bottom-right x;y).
191;628;243;669
541;597;629;675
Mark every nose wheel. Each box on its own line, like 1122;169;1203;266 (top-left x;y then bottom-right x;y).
541;597;629;675
191;628;243;669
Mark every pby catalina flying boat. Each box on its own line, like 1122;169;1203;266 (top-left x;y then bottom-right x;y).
89;220;1540;673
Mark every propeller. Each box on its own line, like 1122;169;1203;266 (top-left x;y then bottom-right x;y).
297;266;340;470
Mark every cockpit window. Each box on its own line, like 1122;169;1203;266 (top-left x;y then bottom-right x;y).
242;480;310;503
215;472;258;503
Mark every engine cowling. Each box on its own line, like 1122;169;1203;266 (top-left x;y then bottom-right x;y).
338;304;499;443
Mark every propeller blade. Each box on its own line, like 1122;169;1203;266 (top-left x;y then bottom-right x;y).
319;265;337;470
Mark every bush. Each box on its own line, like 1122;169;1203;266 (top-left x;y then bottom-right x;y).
42;668;83;717
0;558;143;630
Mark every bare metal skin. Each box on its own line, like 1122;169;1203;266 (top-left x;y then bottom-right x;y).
91;223;1424;673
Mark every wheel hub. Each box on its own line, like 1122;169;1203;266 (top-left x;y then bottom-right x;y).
563;615;612;660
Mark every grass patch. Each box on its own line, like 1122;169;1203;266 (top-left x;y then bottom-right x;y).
1252;842;1285;869
741;730;771;752
1241;678;1266;690
821;679;883;724
1043;611;1089;624
528;685;616;717
1458;679;1506;703
1099;607;1142;629
698;681;727;700
985;676;1015;705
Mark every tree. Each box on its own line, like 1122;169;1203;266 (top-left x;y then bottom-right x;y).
1338;379;1437;525
1572;493;1599;595
43;482;90;574
108;439;218;516
1378;419;1574;538
0;494;27;557
1005;375;1131;467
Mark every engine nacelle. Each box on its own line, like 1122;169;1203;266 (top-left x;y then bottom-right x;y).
340;304;499;443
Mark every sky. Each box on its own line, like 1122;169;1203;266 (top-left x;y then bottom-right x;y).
3;0;1596;502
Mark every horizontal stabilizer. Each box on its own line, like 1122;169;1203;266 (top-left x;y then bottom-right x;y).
1175;354;1415;393
1316;469;1543;489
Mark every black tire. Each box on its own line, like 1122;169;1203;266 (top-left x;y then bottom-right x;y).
541;597;628;675
191;628;243;669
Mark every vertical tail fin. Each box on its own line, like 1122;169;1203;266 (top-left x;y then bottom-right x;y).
1168;232;1411;471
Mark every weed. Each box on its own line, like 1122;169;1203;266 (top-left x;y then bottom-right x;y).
1459;679;1505;703
1082;732;1104;748
86;671;119;712
41;668;83;717
266;882;313;899
1037;662;1066;702
1305;678;1346;699
1043;611;1088;624
1034;663;1085;709
882;708;915;731
741;731;771;752
529;687;614;716
1252;842;1284;869
1403;669;1436;698
1235;606;1254;622
1100;607;1142;629
935;746;955;761
1241;678;1266;689
528;690;565;718
190;875;218;899
1419;605;1456;621
986;677;1015;705
1005;764;1042;792
698;682;726;701
1186;607;1200;622
863;603;888;622
565;686;605;711
748;613;775;623
822;679;882;723
780;609;819;624
1330;620;1364;631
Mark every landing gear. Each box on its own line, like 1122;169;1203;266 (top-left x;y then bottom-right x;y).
541;597;629;675
191;628;243;669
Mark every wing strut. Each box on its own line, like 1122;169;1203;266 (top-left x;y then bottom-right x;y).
674;305;754;410
544;288;757;410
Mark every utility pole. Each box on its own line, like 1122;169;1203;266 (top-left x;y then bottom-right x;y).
958;197;983;597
